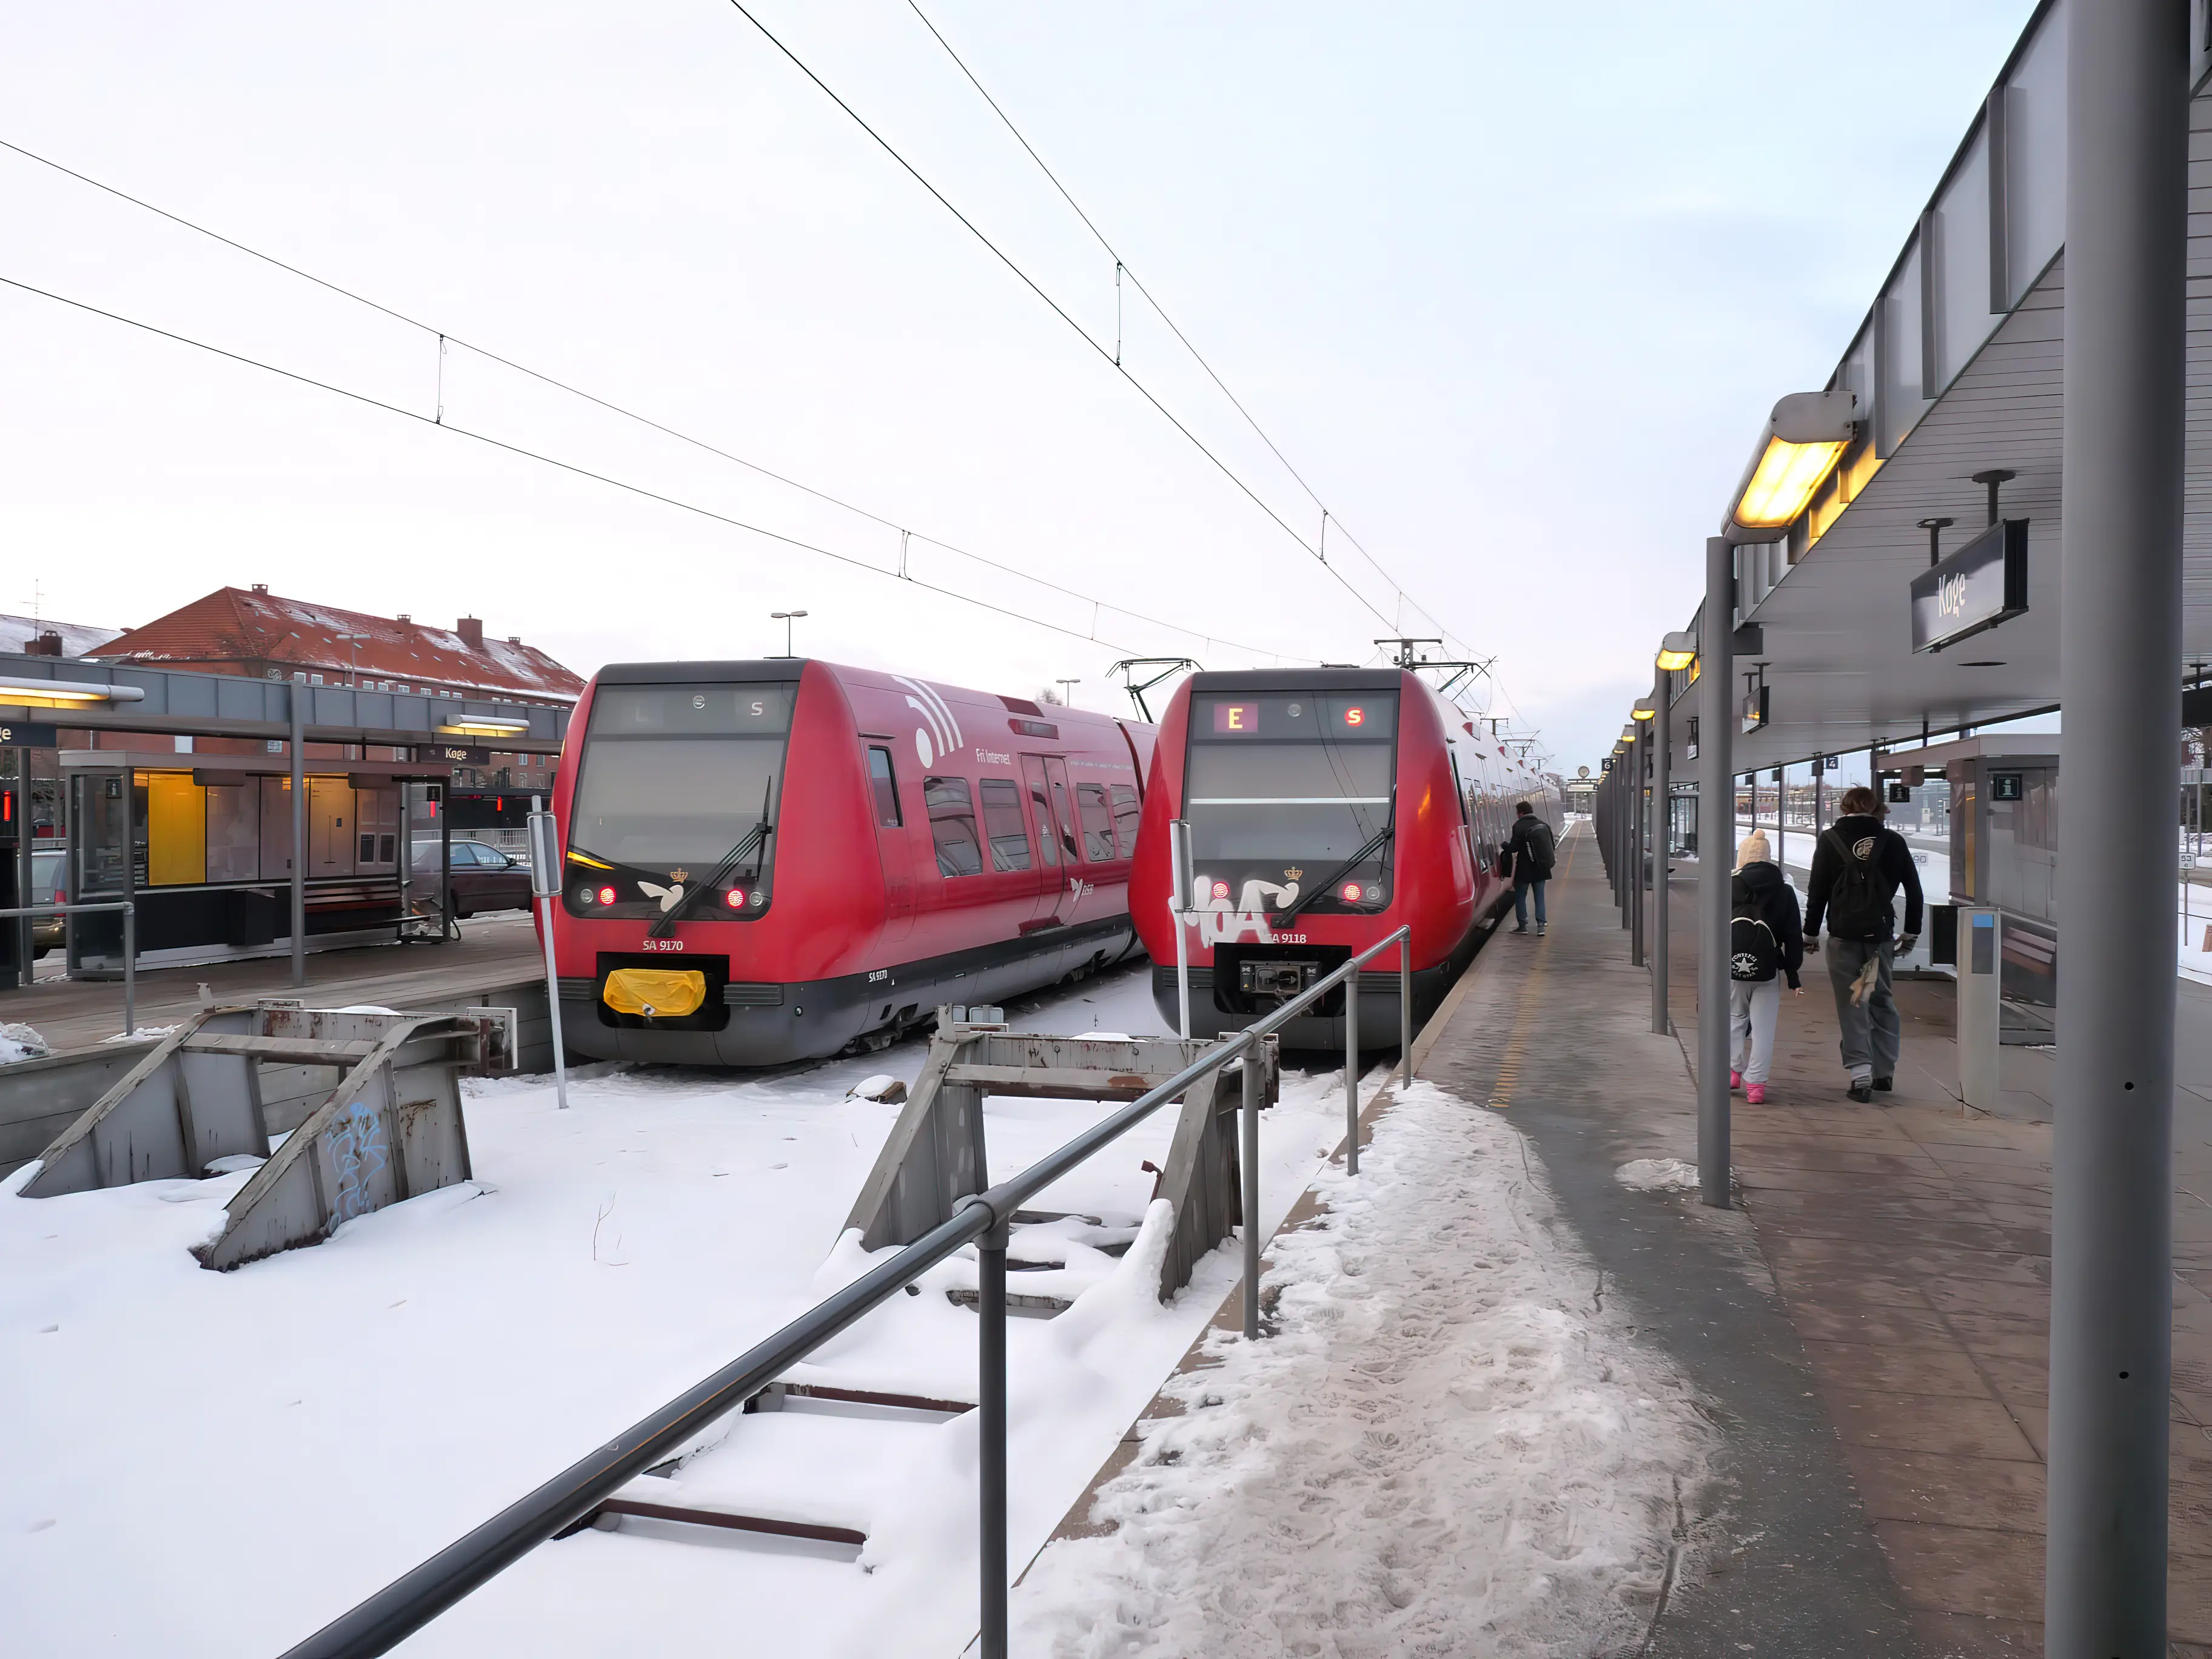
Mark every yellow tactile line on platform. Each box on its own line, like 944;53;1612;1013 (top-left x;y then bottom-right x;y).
1486;823;1580;1110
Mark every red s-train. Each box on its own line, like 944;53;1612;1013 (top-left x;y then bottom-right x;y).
1131;668;1561;1046
546;660;1154;1065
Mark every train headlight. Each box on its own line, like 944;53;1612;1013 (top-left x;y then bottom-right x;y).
575;885;595;905
1342;882;1364;902
725;888;746;908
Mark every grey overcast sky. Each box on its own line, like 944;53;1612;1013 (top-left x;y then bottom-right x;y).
1;1;2031;767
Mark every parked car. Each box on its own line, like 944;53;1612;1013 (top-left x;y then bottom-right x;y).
30;846;63;957
411;839;533;919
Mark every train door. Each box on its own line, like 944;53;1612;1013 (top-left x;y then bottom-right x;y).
1019;754;1077;924
865;743;915;945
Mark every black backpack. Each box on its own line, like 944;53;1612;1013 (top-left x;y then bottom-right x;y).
1729;889;1781;982
1524;820;1557;876
1819;826;1897;939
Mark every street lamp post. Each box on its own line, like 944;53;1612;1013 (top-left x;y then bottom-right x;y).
1055;678;1080;709
770;611;809;659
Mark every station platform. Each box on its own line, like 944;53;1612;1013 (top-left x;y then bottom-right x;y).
1033;822;2211;1655
0;913;547;1055
1424;825;2211;1655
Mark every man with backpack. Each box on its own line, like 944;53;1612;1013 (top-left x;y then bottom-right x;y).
1804;784;1925;1103
1503;800;1557;936
1729;830;1803;1105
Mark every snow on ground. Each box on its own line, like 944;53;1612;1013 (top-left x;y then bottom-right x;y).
0;965;1380;1657
1012;1082;1716;1659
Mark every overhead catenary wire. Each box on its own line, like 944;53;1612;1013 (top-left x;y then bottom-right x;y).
719;0;1401;635
0;135;1304;670
0;271;1214;663
897;1;1483;662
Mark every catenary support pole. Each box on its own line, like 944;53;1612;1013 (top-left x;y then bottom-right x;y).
1652;673;1671;1035
978;1219;1008;1659
2047;0;2185;1647
289;686;306;988
1698;539;1734;1210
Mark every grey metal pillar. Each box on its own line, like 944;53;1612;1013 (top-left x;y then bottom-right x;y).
289;687;307;987
1652;674;1671;1035
1698;540;1734;1210
977;1219;1008;1658
1631;720;1646;967
1619;761;1632;930
2048;0;2186;1647
1242;1051;1264;1330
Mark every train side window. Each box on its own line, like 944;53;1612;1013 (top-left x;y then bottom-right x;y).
1076;783;1116;861
866;746;902;827
979;779;1032;871
923;776;983;877
1027;776;1059;866
1049;778;1081;863
1109;783;1141;856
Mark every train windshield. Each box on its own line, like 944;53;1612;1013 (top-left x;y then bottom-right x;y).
568;682;796;902
1184;691;1398;912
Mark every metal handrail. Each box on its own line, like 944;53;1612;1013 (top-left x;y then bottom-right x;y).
0;900;135;1038
279;923;1417;1659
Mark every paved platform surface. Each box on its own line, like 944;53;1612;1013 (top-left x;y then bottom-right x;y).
0;913;543;1052
1424;825;1926;1655
1634;836;2212;1655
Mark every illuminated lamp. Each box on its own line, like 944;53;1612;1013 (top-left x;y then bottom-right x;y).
1621;725;1637;742
725;888;746;908
0;677;144;708
1655;631;1697;673
437;716;531;737
1631;704;1655;722
597;886;616;905
1723;389;1858;538
1344;706;1366;726
1210;880;1230;900
1342;882;1364;903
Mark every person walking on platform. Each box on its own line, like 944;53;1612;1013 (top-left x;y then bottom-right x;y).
1728;830;1803;1106
1503;800;1557;936
1804;785;1923;1103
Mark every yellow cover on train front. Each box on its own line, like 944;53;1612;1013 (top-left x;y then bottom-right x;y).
602;968;706;1018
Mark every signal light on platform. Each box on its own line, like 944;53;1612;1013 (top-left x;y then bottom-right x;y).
1726;390;1858;535
597;885;616;905
726;888;746;908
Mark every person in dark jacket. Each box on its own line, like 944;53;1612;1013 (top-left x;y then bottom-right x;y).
1503;800;1557;936
1804;785;1925;1102
1729;831;1803;1105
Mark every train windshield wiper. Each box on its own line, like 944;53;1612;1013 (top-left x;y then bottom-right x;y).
1269;803;1395;927
648;778;777;939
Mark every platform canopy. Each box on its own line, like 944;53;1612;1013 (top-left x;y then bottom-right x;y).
1658;0;2212;775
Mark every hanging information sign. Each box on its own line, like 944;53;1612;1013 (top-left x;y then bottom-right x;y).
1911;520;2028;652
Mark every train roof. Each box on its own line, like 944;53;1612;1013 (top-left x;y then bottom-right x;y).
1185;667;1407;692
588;658;1144;730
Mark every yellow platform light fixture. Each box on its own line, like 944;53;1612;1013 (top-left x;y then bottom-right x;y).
1655;631;1698;673
1724;390;1860;540
437;716;532;737
0;678;145;708
1631;703;1656;722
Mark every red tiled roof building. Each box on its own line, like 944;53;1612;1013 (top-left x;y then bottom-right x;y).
92;585;582;704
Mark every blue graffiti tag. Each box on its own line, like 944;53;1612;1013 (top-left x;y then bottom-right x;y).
324;1100;390;1227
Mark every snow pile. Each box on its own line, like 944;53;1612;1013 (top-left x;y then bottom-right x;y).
845;1073;907;1103
0;1022;50;1064
99;1025;179;1044
1013;1082;1715;1658
1615;1157;1701;1193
